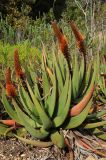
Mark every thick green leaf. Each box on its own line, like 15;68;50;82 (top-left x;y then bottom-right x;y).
57;62;70;116
12;99;36;128
65;99;92;129
2;90;21;124
77;61;92;98
26;80;53;129
53;77;71;127
84;121;106;129
46;74;57;118
58;53;66;82
87;109;106;119
15;134;53;147
93;128;106;140
12;99;49;139
86;54;99;95
19;86;33;114
99;77;106;96
72;54;80;100
79;57;85;86
27;69;43;106
19;86;40;120
0;123;13;136
50;130;65;148
16;127;27;137
24;66;33;87
98;95;106;104
75;55;97;104
42;55;51;97
53;53;64;92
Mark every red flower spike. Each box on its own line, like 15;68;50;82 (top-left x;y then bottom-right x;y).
5;67;17;98
51;21;72;74
51;21;69;56
70;21;84;41
14;48;24;79
70;21;86;55
5;67;12;85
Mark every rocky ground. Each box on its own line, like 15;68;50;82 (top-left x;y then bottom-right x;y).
0;130;106;160
0;137;68;160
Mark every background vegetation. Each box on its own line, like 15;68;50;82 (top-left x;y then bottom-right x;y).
0;0;106;67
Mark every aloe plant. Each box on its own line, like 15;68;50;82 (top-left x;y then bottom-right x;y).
0;21;106;148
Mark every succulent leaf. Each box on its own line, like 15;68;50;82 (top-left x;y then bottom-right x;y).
65;99;92;129
26;80;53;130
50;130;65;148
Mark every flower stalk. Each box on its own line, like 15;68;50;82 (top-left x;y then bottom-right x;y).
14;49;24;79
5;67;16;97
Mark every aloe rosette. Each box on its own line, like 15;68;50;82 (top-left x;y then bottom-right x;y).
0;21;106;148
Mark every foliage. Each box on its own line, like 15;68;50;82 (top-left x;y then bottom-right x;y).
0;16;54;45
0;41;41;67
95;2;106;29
0;0;65;23
62;0;84;23
0;0;106;29
0;16;105;67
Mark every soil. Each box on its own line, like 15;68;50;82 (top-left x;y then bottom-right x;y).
0;103;106;160
0;137;68;160
0;130;106;160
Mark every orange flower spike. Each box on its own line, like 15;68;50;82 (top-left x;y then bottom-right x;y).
70;21;86;54
5;67;17;97
52;21;63;43
14;48;24;79
60;34;68;54
5;67;12;85
70;21;84;42
51;22;68;54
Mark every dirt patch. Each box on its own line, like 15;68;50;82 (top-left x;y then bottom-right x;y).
0;138;68;160
0;129;106;160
